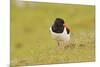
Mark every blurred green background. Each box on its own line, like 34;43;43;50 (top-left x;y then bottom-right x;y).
11;0;95;66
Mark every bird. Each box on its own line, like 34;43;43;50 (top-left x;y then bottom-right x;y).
50;18;71;48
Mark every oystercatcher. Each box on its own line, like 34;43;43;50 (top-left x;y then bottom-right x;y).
50;18;71;48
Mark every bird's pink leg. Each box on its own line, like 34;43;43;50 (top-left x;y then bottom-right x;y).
57;40;60;47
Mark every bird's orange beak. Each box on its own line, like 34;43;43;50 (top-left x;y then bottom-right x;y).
63;24;67;27
63;23;70;30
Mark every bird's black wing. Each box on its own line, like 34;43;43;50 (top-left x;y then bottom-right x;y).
66;28;70;34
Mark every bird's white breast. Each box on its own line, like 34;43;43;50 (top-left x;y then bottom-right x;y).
50;27;70;43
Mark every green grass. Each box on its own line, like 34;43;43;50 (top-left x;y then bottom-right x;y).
10;1;95;66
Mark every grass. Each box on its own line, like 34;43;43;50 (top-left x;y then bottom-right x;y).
10;1;95;66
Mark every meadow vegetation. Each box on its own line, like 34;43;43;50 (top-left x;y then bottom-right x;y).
11;1;95;66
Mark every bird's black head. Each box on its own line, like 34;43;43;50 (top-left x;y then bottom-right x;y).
52;18;65;33
54;18;64;27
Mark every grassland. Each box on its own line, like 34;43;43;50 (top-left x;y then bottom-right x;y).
10;1;95;66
